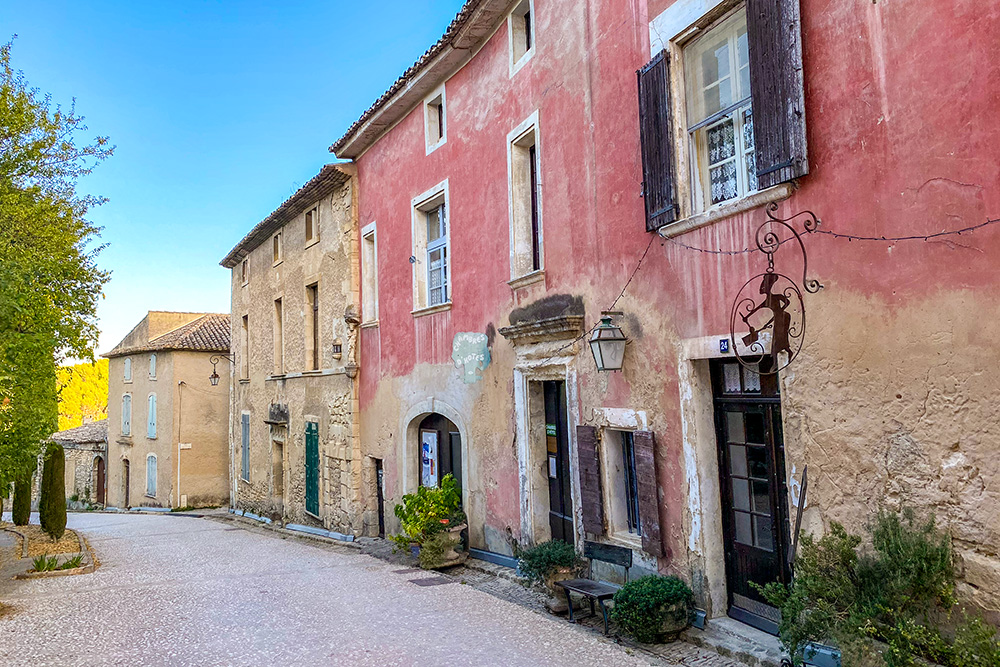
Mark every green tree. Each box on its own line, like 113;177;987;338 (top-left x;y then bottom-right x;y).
56;359;108;430
38;442;66;540
11;472;31;525
0;37;112;485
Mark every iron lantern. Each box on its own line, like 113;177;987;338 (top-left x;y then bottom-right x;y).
208;354;234;386
589;315;627;372
209;369;221;386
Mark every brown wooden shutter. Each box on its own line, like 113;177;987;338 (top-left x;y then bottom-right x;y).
637;50;679;232
633;430;664;557
747;0;809;188
576;425;604;535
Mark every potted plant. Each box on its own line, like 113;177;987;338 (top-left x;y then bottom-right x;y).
390;474;468;569
610;575;694;643
517;540;585;612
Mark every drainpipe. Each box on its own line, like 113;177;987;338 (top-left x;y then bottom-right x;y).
177;381;184;508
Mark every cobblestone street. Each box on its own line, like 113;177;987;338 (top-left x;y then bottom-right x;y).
0;514;742;666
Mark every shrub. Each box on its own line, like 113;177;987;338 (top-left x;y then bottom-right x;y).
39;443;66;540
610;575;694;643
12;474;32;526
59;554;83;570
389;474;465;550
757;508;999;667
517;540;583;582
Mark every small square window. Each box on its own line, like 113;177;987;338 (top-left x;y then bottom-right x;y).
241;258;249;286
510;0;535;70
305;207;319;245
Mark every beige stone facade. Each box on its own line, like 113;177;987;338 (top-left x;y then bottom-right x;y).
221;165;366;535
103;312;231;509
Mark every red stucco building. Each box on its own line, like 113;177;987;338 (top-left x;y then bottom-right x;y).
331;0;1000;631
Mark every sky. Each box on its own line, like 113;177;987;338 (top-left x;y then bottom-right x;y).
3;0;463;358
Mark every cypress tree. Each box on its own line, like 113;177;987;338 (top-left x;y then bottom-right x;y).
12;475;31;526
39;444;66;540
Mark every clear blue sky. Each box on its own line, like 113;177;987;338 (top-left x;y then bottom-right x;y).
4;0;462;357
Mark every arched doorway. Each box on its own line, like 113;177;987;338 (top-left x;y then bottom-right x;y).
417;413;462;501
93;456;106;505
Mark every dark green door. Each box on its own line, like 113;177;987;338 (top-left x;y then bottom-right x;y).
305;421;319;516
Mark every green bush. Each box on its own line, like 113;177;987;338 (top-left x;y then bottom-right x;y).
31;555;58;572
390;474;465;550
610;575;694;643
12;474;32;526
517;540;583;582
757;508;999;667
38;443;66;540
59;554;83;570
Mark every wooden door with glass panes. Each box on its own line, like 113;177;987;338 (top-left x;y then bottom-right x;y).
711;359;790;635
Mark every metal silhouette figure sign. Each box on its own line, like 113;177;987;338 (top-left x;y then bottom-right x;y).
730;203;823;375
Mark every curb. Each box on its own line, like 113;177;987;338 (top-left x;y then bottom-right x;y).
3;527;29;559
5;528;99;580
209;513;365;551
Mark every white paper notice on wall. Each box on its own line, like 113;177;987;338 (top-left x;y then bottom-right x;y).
548;455;558;479
179;443;192;450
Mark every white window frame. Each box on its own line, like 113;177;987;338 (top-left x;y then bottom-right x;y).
507;111;544;284
682;8;755;214
361;221;379;324
147;393;157;439
123;357;132;383
508;0;535;77
148;353;156;380
424;85;447;154
121;393;132;436
305;206;320;248
410;181;451;314
145;454;157;498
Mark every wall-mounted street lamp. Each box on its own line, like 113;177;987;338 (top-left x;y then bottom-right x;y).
589;313;627;372
209;353;235;386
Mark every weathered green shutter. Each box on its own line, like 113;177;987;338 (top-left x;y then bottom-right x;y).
305;421;319;516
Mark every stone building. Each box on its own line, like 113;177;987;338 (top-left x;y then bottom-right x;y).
47;419;108;507
330;0;1000;634
103;312;231;509
220;164;365;535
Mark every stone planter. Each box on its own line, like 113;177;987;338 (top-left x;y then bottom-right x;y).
654;600;691;639
543;566;584;614
418;523;468;569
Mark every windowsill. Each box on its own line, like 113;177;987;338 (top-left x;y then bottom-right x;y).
117;437;132;446
145;494;156;499
605;531;644;552
658;183;794;238
360;320;379;329
267;368;348;381
510;48;534;77
412;302;452;318
242;282;249;288
239;379;250;385
147;436;157;441
305;238;320;250
508;269;545;290
426;138;447;155
272;260;283;268
149;377;156;381
239;477;251;485
124;380;132;384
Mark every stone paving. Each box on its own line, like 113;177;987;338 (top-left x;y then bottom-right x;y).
0;513;746;666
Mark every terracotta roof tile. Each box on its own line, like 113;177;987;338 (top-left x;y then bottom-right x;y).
105;314;230;358
51;419;108;446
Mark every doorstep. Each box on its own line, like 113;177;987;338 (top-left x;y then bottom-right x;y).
682;616;785;667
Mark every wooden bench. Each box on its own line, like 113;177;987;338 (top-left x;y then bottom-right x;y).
555;541;633;635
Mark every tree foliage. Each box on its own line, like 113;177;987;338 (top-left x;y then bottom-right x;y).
39;442;66;540
56;359;108;430
12;472;31;525
0;37;112;484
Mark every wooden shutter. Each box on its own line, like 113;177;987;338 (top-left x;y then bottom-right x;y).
305;422;320;516
576;425;604;535
633;430;664;557
122;395;131;435
747;0;808;188
241;414;250;481
637;50;678;232
147;394;156;439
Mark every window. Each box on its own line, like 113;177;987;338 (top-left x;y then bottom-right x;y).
305;206;319;245
361;223;378;323
273;298;284;374
241;315;249;380
146;454;157;497
616;431;641;534
424;87;446;152
148;353;156;379
306;283;320;370
411;183;450;312
272;231;282;265
684;10;755;210
426;204;448;306
121;394;132;436
509;117;542;280
241;258;249;286
240;413;250;482
509;0;535;72
123;357;132;382
147;393;157;439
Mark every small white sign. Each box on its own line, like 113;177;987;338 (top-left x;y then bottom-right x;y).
179;443;192;450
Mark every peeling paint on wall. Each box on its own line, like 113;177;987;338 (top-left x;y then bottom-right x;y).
452;332;491;384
